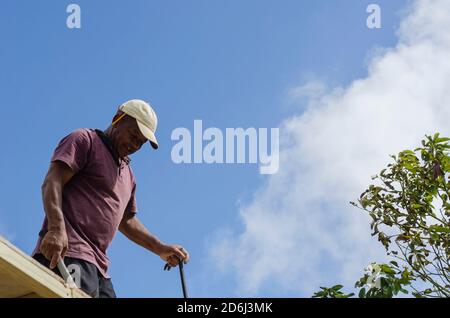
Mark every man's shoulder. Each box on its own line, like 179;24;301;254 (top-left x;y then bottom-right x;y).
62;128;99;143
56;128;98;150
69;128;96;138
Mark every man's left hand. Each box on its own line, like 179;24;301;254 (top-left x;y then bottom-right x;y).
159;244;189;268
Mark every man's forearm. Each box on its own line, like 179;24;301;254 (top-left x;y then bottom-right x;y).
119;216;164;255
41;181;66;232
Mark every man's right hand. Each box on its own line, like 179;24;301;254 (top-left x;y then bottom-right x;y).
39;229;68;269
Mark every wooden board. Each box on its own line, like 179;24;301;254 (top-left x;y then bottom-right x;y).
0;236;89;298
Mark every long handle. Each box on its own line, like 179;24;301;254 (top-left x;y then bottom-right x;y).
57;259;77;288
178;260;188;298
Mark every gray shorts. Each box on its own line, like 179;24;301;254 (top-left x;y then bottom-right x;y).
33;253;117;298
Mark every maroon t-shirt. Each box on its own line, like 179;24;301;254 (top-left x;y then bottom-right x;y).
33;128;137;278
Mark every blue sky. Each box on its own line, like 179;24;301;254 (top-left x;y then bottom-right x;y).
0;0;420;297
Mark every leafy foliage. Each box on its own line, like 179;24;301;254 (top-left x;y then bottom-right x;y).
314;134;450;298
312;285;354;298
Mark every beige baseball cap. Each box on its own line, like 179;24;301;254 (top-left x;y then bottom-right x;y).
119;99;159;149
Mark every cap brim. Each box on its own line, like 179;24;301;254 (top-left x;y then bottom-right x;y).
136;120;159;150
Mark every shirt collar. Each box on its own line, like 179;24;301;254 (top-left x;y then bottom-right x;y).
95;129;131;166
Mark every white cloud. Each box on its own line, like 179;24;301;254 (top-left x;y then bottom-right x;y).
288;80;328;105
207;0;450;296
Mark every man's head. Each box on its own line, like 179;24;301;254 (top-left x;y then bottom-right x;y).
106;99;159;159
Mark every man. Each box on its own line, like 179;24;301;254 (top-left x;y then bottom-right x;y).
32;99;189;298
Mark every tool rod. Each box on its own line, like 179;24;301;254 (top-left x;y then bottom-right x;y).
178;260;188;298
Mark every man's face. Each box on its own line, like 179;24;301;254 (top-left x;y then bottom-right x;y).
111;115;147;158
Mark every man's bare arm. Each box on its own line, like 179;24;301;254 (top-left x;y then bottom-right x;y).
119;215;189;267
40;161;75;268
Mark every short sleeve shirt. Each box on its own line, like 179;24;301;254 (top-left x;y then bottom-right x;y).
33;128;137;278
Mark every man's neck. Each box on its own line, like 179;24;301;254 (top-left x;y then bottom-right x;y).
104;126;113;137
96;128;130;165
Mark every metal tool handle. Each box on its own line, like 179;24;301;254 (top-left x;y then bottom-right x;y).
178;260;188;298
57;259;77;288
164;260;189;298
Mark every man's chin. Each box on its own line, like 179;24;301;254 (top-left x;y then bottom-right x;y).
118;146;128;159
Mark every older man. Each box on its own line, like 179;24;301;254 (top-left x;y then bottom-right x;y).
32;99;189;298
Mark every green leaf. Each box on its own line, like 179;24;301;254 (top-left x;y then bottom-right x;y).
435;137;450;144
390;261;399;267
380;277;388;288
423;288;433;295
413;292;424;298
429;225;450;233
402;150;415;156
380;264;396;275
332;285;344;292
358;288;366;298
433;133;440;140
430;233;440;241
